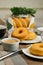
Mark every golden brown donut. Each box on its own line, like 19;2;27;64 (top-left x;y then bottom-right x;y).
23;31;36;40
12;19;17;28
29;43;43;56
24;18;30;27
13;18;23;27
11;27;28;39
18;18;27;27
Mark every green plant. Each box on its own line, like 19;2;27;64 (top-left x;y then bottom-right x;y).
10;7;36;17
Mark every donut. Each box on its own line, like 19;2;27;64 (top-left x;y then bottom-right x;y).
29;43;43;56
13;18;23;27
11;27;37;40
24;18;30;27
19;18;27;27
12;19;17;28
23;31;36;40
11;27;28;39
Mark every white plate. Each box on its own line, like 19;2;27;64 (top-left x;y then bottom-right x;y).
22;46;43;59
21;36;41;43
37;27;43;32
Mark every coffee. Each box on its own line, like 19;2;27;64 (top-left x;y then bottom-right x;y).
0;25;6;38
3;39;17;44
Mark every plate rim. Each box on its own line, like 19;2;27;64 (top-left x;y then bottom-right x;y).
21;36;41;44
37;27;43;31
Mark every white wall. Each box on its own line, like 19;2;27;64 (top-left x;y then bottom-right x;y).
0;0;43;26
0;0;43;8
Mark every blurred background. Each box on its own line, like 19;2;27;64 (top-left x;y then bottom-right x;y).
0;0;43;26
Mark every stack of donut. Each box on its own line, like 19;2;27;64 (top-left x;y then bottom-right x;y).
11;27;36;40
12;18;30;28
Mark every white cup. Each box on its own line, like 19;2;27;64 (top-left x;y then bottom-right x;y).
2;38;20;51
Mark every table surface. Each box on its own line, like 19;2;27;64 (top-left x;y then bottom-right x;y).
0;20;43;65
0;44;43;65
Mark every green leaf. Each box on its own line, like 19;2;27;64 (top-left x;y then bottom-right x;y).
10;7;36;16
7;21;12;30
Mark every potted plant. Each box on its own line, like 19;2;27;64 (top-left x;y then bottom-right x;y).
7;7;36;30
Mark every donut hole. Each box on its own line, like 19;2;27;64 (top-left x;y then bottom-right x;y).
19;30;23;34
